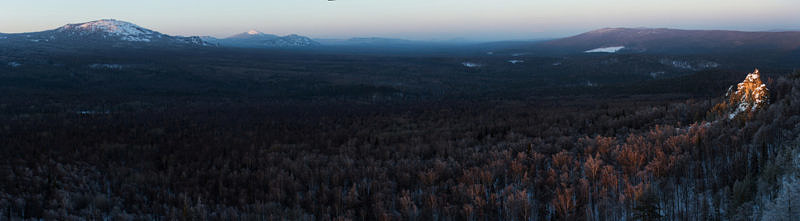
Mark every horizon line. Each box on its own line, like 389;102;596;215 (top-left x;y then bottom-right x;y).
3;18;800;42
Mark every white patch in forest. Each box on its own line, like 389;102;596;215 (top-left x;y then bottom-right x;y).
89;64;124;70
660;59;719;70
77;110;111;115
650;71;666;79
462;62;482;68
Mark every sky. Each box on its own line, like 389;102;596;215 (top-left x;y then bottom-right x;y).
2;0;800;41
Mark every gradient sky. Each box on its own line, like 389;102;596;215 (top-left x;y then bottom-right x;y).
2;0;800;41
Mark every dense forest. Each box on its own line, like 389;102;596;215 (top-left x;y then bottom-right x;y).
2;61;800;220
7;7;800;220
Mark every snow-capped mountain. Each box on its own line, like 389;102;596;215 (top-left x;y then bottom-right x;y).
0;19;211;47
2;20;317;49
714;69;770;119
227;29;279;40
56;19;163;42
208;30;319;48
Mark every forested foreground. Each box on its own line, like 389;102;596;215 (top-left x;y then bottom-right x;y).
2;74;800;220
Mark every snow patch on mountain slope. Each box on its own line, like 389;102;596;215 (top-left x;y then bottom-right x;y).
585;46;625;53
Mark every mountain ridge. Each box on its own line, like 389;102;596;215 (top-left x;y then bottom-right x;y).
0;19;211;48
6;20;800;52
204;30;319;48
538;27;800;54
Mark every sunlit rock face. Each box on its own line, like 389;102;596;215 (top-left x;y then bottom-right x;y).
715;69;770;119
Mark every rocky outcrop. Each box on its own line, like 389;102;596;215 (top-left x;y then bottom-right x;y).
714;69;770;119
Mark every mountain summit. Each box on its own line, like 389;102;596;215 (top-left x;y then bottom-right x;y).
714;69;770;119
56;19;160;42
227;30;278;40
0;19;210;47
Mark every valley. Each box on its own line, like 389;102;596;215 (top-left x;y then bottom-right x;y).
2;19;800;220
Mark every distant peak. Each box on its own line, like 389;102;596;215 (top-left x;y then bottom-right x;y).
247;29;262;35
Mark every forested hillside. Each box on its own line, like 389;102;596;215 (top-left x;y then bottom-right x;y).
2;70;799;219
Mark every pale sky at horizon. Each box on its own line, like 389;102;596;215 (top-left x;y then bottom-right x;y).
2;0;800;41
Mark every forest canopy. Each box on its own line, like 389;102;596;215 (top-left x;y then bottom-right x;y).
2;67;799;220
